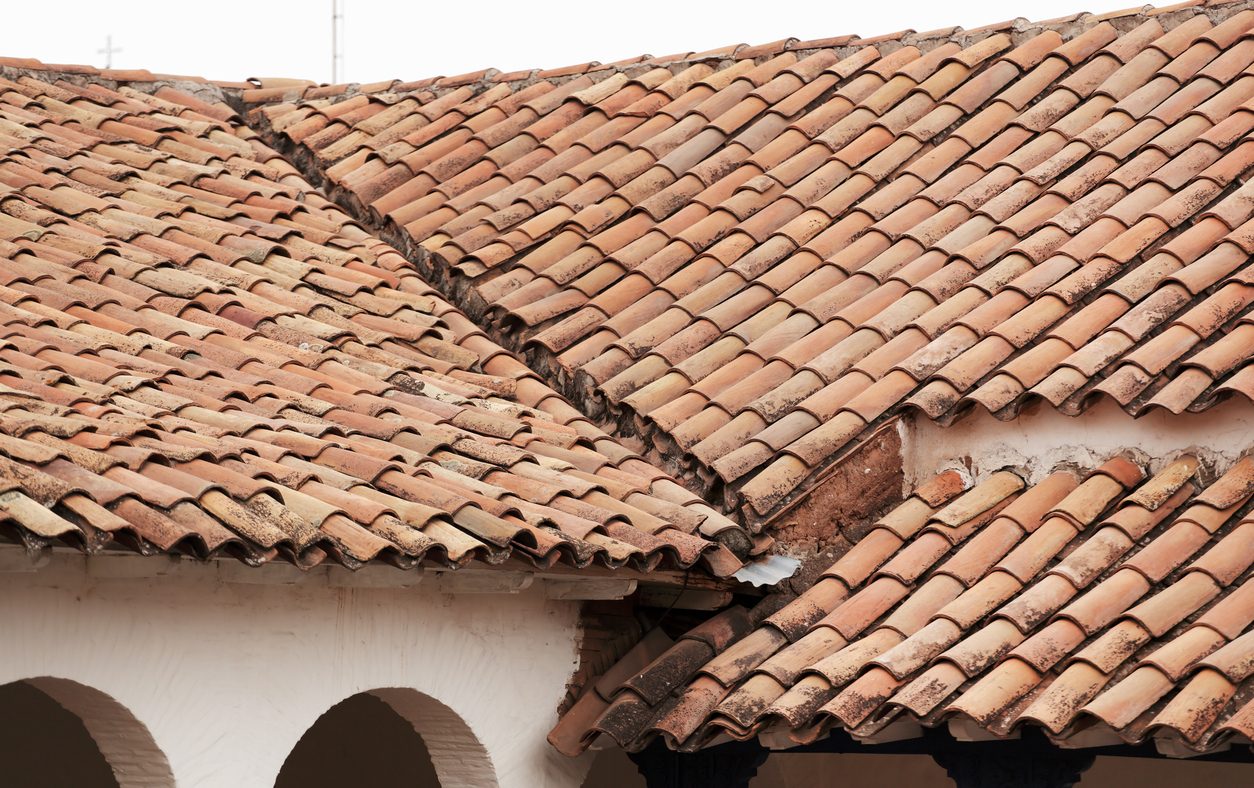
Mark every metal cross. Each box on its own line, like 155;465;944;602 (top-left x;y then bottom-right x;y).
97;35;121;69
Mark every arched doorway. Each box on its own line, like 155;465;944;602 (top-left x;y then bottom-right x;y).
0;677;173;788
275;688;497;788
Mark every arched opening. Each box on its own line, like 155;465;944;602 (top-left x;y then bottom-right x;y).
0;677;173;788
275;688;496;788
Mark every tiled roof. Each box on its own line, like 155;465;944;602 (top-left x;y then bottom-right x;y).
0;68;746;575
253;1;1254;524
547;454;1254;756
0;55;254;91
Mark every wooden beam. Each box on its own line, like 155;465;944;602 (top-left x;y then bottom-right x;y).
87;553;179;580
3;544;743;597
217;561;310;586
429;569;534;594
637;586;733;610
500;558;753;593
545;578;637;600
328;565;423;588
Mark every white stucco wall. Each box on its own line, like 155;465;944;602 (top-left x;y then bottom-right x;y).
17;404;1252;788
902;397;1254;488
0;555;588;788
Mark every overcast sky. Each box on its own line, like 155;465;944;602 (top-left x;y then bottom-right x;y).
4;1;1149;84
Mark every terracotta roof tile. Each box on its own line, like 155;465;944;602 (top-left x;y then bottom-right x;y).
0;71;749;578
556;454;1254;755
251;1;1254;526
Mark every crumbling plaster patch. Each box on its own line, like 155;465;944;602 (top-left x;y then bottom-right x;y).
901;398;1254;489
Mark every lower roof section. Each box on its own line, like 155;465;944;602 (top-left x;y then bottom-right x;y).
549;453;1254;757
0;67;744;577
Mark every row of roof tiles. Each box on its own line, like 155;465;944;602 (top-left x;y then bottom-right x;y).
232;2;1244;104
0;3;1142;108
549;454;1254;756
0;69;748;575
253;1;1254;526
0;57;250;90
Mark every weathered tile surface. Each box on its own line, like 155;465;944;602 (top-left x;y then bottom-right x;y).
549;454;1254;756
259;1;1254;523
0;69;743;575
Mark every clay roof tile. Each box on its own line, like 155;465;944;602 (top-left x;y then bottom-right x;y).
559;452;1254;754
251;2;1254;524
0;66;745;581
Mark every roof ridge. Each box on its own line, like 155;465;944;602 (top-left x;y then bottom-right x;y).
3;2;1252;105
231;0;1254;105
0;57;249;91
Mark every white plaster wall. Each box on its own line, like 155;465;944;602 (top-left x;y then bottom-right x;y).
901;397;1254;488
0;556;588;788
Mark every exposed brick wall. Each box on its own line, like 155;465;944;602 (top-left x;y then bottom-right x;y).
561;601;643;713
764;422;905;558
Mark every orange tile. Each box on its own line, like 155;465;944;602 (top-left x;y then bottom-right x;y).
561;451;1254;753
253;2;1254;526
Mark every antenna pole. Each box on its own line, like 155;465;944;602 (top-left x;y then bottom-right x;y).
331;0;344;82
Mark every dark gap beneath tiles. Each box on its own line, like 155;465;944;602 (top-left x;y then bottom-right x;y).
232;93;736;496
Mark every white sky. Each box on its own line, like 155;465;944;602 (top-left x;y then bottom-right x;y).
4;0;1151;84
